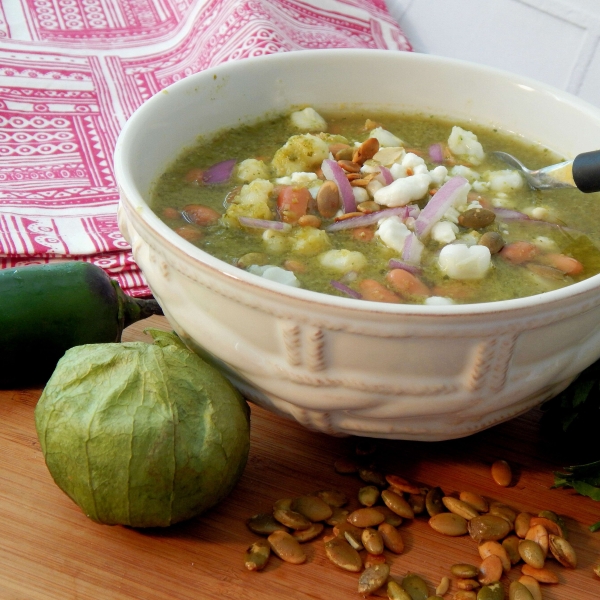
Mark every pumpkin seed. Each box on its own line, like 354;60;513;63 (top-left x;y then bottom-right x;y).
518;539;545;569
378;522;404;554
478;540;511;572
357;200;382;214
373;504;403;527
488;502;517;525
435;576;450;596
548;534;577;568
514;512;532;538
537;509;558;523
333;457;358;474
594;563;600;578
529;516;563;537
358;563;390;595
426;597;443;600
429;512;468;536
353;137;380;164
315;489;348;507
267;530;306;564
325;507;350;527
364;553;387;568
246;513;289;535
382;489;415;519
477;582;504;600
401;573;429;600
359;485;380;507
324;536;362;572
469;515;511;542
517;576;542;600
333;521;363;540
454;593;477;600
387;580;413;600
359;467;387;487
508;581;534;600
273;498;292;512
244;539;271;571
362;527;384;555
273;508;312;530
316;181;340;219
502;535;521;565
457;579;480;591
344;529;364;551
478;554;503;585
459;491;489;513
520;564;559;583
292;522;324;543
334;146;354;161
450;563;479;578
348;507;386;528
425;486;445;517
385;474;422;495
291;495;333;522
490;460;512;487
525;524;548;558
442;496;480;520
408;493;426;515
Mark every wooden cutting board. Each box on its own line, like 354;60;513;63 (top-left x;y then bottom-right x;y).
1;315;598;600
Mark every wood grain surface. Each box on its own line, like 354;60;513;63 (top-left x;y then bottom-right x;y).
1;315;599;600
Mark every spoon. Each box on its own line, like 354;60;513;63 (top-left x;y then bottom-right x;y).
491;149;600;193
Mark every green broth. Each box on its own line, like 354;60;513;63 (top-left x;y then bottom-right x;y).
151;110;600;304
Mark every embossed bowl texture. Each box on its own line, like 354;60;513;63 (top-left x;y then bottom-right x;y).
115;49;600;441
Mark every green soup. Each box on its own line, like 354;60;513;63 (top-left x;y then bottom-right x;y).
150;109;600;305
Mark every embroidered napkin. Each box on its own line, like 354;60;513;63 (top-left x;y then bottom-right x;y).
0;0;411;296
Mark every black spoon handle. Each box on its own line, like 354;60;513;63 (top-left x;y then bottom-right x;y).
572;150;600;193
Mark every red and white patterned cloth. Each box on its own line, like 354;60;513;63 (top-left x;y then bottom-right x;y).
0;0;410;296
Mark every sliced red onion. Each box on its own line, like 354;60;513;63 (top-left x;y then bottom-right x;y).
238;217;286;230
321;158;356;213
402;232;425;265
492;207;531;221
379;165;394;185
428;143;444;164
326;206;411;232
330;280;362;299
203;159;236;184
388;258;423;275
414;176;469;239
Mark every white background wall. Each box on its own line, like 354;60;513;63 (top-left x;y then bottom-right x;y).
386;0;600;108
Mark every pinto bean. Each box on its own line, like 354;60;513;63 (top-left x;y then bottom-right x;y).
358;279;401;303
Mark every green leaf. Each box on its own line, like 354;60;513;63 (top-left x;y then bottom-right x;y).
590;521;600;532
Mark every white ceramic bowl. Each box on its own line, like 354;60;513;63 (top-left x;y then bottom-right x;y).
115;49;600;441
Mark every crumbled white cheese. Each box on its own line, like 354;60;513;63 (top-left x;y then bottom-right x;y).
402;152;426;169
438;243;491;279
291;171;319;185
429;165;448;187
450;165;480;182
376;216;411;253
390;163;408;179
431;221;459;244
486;169;524;192
448;126;485;165
290;107;327;132
369;127;404;147
374;173;431;207
319;249;367;273
352;186;369;204
247;265;300;287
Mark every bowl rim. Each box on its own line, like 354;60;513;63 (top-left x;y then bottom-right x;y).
115;48;600;317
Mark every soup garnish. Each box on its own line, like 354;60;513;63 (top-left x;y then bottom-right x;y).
151;108;600;304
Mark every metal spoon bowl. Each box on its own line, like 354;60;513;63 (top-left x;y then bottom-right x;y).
492;149;600;193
